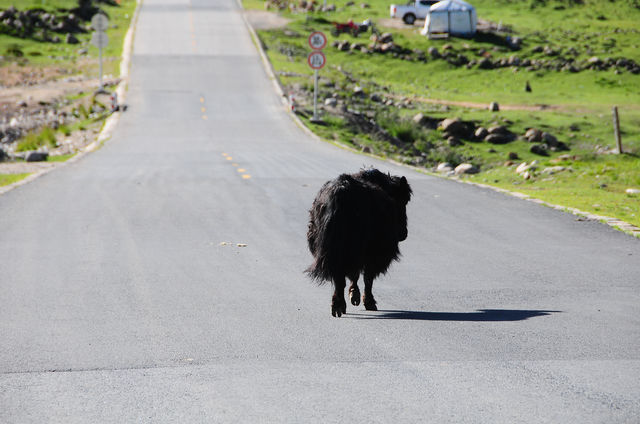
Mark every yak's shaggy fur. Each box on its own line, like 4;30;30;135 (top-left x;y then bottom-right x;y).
306;169;412;317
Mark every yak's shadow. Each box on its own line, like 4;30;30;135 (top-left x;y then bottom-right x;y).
347;309;560;321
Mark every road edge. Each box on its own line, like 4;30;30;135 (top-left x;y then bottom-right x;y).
0;0;143;197
237;4;639;239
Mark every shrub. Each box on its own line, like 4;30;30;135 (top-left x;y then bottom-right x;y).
16;127;58;152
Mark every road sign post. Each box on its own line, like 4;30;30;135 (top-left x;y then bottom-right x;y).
91;13;109;90
307;32;327;122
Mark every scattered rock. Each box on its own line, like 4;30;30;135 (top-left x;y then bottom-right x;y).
507;152;519;160
25;151;49;162
447;136;463;147
353;86;365;97
379;33;393;44
530;143;549;156
474;127;488;140
436;162;453;173
454;163;479;175
66;33;79;44
427;47;440;58
484;134;507;144
439;118;469;138
477;58;494;70
489;101;499;111
324;97;337;107
626;188;640;194
541;166;568;174
412;113;428;126
525;128;542;142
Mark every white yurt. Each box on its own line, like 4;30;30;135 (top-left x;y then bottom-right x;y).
421;0;477;38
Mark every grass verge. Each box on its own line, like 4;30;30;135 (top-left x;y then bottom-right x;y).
0;173;30;187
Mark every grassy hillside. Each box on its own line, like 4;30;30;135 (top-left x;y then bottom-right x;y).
0;0;137;78
245;0;640;230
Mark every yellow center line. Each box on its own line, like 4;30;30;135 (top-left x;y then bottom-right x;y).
226;157;233;161
222;153;228;156
237;168;246;173
242;174;252;180
200;97;205;103
202;115;208;120
201;107;206;113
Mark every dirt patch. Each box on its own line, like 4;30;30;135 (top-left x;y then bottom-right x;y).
378;18;424;30
244;10;290;30
391;94;560;112
0;160;59;175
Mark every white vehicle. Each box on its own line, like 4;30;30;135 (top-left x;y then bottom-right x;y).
390;0;439;25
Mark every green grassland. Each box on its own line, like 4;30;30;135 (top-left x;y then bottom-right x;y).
0;0;137;77
0;172;29;187
247;0;640;229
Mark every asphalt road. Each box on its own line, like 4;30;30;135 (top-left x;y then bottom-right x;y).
1;0;640;422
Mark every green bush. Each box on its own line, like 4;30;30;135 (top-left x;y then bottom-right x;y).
376;111;424;144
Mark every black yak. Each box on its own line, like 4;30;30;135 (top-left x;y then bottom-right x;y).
306;169;412;317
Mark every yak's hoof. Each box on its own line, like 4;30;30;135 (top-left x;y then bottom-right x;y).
363;296;377;311
331;298;347;317
349;286;361;306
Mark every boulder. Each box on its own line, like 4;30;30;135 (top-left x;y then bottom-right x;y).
516;162;533;174
474;127;488;140
525;128;542;142
436;162;453;173
353;86;365;97
454;163;479;175
542;132;558;145
380;42;395;53
412;113;428;126
484;133;511;144
324;98;337;107
25;151;49;162
427;47;440;58
541;166;567;174
66;33;79;44
447;136;463;147
477;57;493;69
507;152;519;160
439;118;468;137
530;143;549;156
489;101;499;111
379;32;393;43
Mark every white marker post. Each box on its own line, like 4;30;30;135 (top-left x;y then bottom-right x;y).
308;32;327;122
91;13;109;90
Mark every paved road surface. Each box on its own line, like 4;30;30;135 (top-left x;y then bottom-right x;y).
1;0;639;422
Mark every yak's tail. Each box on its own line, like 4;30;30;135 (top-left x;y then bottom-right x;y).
305;176;355;285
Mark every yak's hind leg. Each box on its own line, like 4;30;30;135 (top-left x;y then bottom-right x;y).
348;272;361;306
362;273;377;311
331;276;347;317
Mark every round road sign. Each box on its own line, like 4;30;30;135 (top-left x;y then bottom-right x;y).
308;31;327;50
307;51;326;70
91;13;109;31
91;31;109;48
